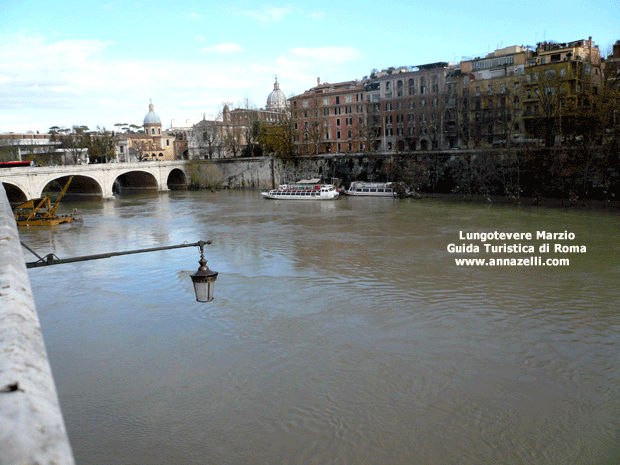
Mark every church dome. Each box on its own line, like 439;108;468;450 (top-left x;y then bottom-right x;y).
266;78;287;111
144;100;161;125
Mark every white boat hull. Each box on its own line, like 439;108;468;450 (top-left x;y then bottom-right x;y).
262;184;340;200
261;190;339;200
344;182;395;197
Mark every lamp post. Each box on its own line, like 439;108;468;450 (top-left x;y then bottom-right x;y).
190;241;218;302
24;240;218;303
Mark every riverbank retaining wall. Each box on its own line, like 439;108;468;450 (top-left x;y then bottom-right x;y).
209;153;398;189
211;156;280;189
0;183;75;465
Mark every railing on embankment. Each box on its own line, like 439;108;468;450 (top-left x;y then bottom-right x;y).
0;183;75;465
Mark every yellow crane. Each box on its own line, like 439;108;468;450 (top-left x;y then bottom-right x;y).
14;177;79;226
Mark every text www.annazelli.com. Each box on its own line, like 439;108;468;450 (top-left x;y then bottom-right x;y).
455;257;570;267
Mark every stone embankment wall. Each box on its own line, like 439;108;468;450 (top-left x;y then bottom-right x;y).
0;183;75;465
211;157;280;189
208;153;398;190
276;153;395;186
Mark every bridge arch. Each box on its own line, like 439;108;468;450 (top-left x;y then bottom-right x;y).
167;168;188;190
113;171;159;194
1;182;28;205
41;175;104;199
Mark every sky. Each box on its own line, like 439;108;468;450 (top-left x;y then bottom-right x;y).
1;0;619;134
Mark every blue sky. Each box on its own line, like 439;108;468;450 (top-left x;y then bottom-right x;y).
1;0;618;133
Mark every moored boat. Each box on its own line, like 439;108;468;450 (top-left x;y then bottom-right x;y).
262;179;340;200
344;181;396;197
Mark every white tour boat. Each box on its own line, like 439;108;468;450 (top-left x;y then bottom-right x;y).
344;181;396;197
261;179;340;200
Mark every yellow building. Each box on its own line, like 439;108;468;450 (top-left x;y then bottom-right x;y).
458;45;532;147
117;101;176;162
522;38;603;146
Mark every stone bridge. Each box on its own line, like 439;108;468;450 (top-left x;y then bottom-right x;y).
0;161;189;203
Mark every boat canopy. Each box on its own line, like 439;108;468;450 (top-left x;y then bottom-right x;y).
296;178;321;184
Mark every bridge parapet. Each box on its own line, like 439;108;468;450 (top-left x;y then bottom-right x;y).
0;183;75;464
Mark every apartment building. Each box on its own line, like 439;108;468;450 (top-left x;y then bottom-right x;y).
458;45;532;148
522;38;602;146
288;63;459;155
288;35;612;155
373;62;457;151
289;79;366;155
604;40;620;84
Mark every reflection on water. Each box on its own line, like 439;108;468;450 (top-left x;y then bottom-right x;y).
25;191;620;465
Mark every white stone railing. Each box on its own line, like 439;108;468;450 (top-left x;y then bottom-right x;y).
0;183;75;465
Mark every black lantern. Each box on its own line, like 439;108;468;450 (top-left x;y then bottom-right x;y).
190;241;218;302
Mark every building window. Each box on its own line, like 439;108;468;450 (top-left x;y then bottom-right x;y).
409;78;415;95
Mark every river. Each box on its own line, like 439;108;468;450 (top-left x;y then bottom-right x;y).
21;190;620;464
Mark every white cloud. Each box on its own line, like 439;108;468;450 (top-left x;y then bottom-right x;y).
0;31;363;132
234;5;292;23
200;43;244;54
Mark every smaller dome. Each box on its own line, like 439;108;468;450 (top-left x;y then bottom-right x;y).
266;78;287;111
144;100;161;125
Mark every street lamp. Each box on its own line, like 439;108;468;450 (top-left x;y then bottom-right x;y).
24;240;218;303
190;241;218;302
